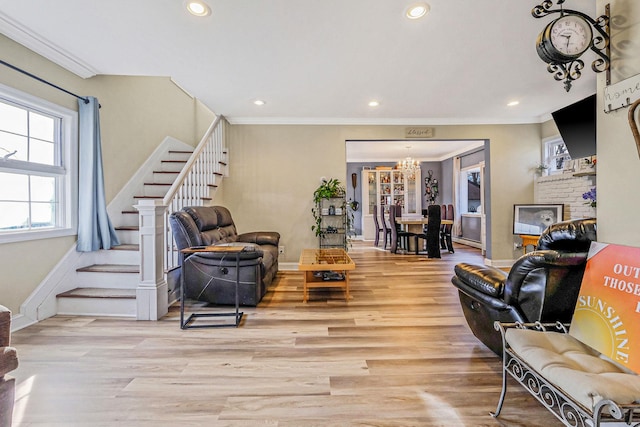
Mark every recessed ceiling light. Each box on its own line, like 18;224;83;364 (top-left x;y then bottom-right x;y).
406;3;430;19
185;1;211;17
254;100;266;106
507;101;520;107
368;100;380;107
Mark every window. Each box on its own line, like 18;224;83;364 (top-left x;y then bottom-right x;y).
0;83;77;243
544;136;571;174
459;165;482;214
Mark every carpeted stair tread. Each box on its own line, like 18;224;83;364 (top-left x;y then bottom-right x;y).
115;225;139;231
110;244;139;251
76;264;139;273
57;287;136;299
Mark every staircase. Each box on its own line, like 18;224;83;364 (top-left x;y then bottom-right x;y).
56;150;193;317
53;116;228;319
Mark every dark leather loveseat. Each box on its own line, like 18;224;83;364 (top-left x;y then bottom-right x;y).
451;218;597;355
0;305;18;427
169;206;280;306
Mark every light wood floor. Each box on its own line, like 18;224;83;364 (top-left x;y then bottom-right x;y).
10;241;562;426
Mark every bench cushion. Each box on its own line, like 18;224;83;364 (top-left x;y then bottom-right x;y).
506;329;640;411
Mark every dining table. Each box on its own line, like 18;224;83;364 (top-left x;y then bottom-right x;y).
396;217;454;253
397;217;453;230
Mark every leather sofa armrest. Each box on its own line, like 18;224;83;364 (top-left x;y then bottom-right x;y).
505;250;588;292
451;276;512;311
0;347;18;377
453;263;507;298
237;231;280;246
0;305;10;348
0;305;18;377
192;242;264;261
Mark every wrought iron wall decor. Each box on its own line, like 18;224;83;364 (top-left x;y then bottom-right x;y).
424;170;439;205
532;1;610;92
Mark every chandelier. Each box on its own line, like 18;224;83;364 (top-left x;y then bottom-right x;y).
398;146;420;174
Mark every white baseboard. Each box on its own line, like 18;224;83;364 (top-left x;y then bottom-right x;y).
278;262;299;271
18;243;86;327
453;237;482;249
484;258;516;268
10;313;38;332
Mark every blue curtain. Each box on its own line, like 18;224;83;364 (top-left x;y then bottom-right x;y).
76;97;120;252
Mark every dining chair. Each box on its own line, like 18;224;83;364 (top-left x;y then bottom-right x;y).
372;205;382;247
440;205;448;250
389;205;416;254
443;204;454;253
416;204;442;256
380;206;391;249
425;204;442;258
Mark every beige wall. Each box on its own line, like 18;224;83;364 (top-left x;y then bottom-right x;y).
541;119;560;140
0;35;214;313
86;75;204;202
596;0;640;246
223;123;541;263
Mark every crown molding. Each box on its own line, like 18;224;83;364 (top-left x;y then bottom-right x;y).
226;115;547;126
0;11;98;78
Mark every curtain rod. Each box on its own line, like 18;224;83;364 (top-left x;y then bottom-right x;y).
0;59;90;104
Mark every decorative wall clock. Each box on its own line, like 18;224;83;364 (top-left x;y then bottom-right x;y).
532;0;610;92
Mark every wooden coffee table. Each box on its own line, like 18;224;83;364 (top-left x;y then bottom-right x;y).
298;248;355;303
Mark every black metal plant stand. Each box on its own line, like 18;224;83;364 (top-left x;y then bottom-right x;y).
179;246;244;329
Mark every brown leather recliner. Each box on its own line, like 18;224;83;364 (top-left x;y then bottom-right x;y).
0;305;18;427
169;206;280;306
451;218;597;355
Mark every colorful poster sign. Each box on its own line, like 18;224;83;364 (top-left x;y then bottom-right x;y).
570;242;640;374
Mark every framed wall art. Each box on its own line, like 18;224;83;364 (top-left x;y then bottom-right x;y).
513;204;564;236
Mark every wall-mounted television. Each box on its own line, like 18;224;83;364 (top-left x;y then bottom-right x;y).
551;94;596;159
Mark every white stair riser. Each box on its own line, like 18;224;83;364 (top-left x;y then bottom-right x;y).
159;162;186;172
167;152;192;161
57;296;137;317
76;271;138;289
116;213;139;228
116;229;140;245
142;185;170;198
152;172;179;184
95;249;139;265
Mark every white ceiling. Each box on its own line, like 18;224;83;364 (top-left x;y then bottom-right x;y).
0;0;598;160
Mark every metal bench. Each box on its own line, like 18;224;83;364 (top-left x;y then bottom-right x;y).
491;322;640;427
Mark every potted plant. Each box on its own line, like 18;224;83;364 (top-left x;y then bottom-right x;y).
535;163;549;176
311;178;353;248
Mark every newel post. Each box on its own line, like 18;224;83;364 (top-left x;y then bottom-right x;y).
134;199;168;320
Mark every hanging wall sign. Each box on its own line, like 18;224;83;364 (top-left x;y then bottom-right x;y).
405;127;434;138
604;73;640;113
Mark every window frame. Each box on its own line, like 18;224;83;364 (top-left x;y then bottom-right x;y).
543;135;571;175
0;83;78;244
